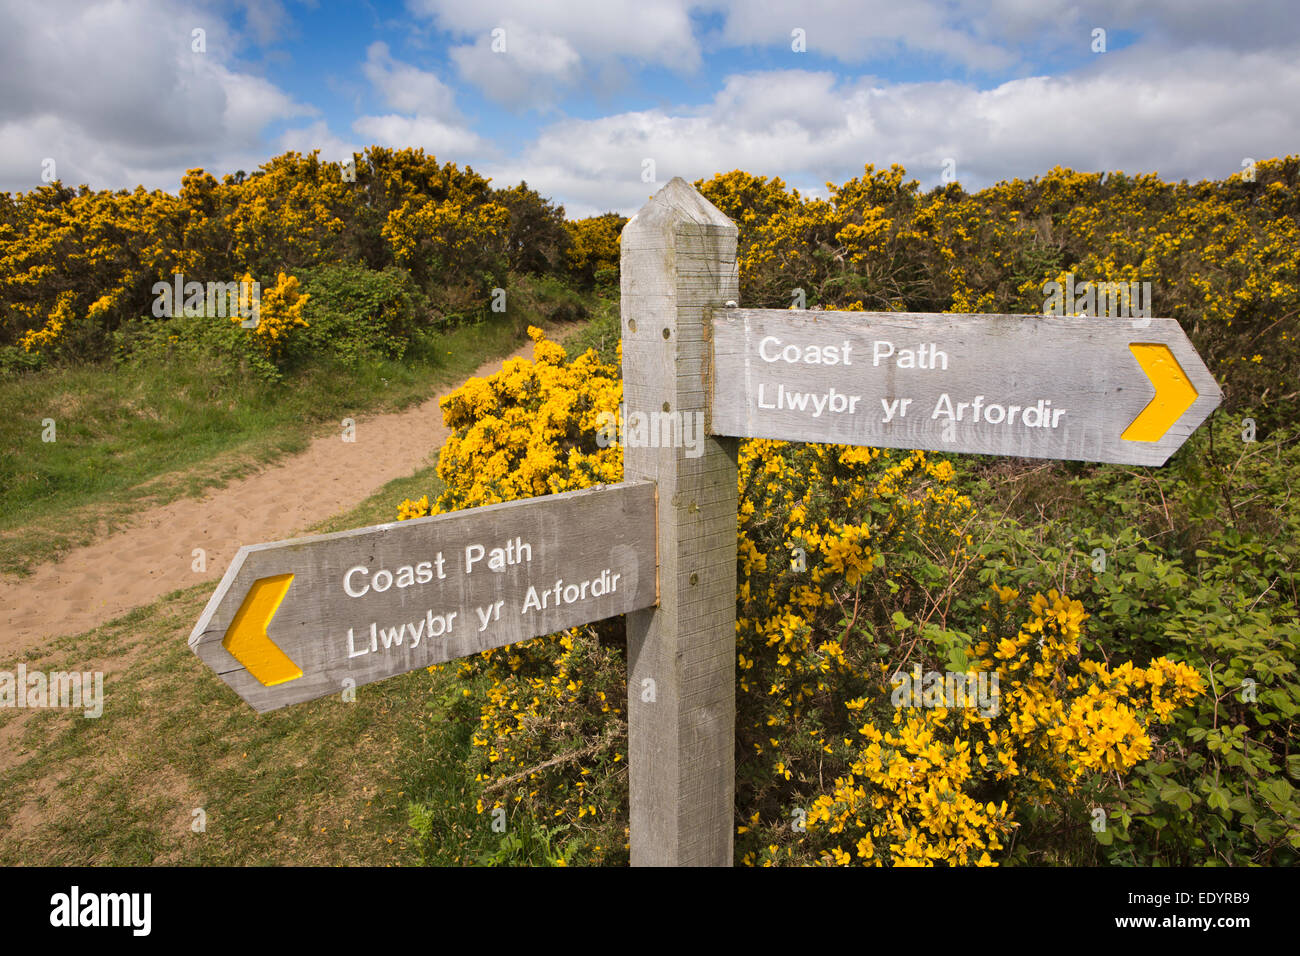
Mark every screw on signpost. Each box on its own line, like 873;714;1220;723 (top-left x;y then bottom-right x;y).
621;178;740;867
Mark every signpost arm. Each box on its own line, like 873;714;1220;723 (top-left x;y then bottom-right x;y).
621;178;739;866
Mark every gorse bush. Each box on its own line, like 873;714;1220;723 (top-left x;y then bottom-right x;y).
246;271;310;361
975;416;1300;865
1;146;619;371
425;327;622;509
793;587;1202;867
8;153;1294;428
696;158;1300;425
730;439;1202;866
399;331;1220;866
564;213;625;290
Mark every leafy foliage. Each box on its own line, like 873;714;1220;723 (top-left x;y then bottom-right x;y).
697;159;1300;424
564;213;626;289
293;263;421;365
1;147;591;368
398;331;1232;867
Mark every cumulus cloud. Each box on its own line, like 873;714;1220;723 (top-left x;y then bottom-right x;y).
448;23;584;111
415;0;1300;96
711;1;1300;70
709;0;1019;71
352;113;489;158
274;120;362;166
362;41;461;119
486;43;1300;217
410;0;701;109
0;0;313;193
352;43;489;158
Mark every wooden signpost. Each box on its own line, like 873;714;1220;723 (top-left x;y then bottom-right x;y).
620;181;739;866
189;483;656;712
191;177;1223;866
710;309;1221;466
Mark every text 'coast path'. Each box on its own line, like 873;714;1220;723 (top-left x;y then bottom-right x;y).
190;482;657;712
710;309;1221;466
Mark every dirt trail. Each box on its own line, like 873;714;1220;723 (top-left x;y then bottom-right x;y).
0;334;561;658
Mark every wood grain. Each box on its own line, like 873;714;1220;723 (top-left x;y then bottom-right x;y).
622;177;739;866
710;309;1222;465
190;482;657;712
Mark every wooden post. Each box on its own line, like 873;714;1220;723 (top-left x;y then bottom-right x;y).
621;178;739;866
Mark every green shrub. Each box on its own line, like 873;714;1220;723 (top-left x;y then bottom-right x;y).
507;273;590;327
294;264;421;364
969;413;1300;864
113;311;280;384
0;343;44;377
563;297;620;365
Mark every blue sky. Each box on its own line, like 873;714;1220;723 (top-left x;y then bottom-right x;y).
2;0;1298;216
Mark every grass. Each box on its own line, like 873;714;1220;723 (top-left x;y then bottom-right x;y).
0;581;455;865
0;284;606;866
0;457;489;866
0;314;529;576
0;320;598;866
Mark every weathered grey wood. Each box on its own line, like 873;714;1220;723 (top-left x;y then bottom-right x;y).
710;309;1222;465
190;482;657;712
187;178;1230;868
621;177;739;867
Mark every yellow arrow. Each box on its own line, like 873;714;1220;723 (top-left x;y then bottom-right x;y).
221;573;302;686
1121;344;1199;442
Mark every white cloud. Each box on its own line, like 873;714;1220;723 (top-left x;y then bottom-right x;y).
412;0;700;68
275;120;362;165
352;43;489;159
414;0;1300;102
352;113;490;158
449;22;584;110
487;43;1300;217
0;0;313;193
710;0;1300;68
710;0;1017;70
410;0;701;109
363;41;461;118
215;65;310;140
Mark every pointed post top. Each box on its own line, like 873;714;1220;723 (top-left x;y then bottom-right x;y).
624;176;736;236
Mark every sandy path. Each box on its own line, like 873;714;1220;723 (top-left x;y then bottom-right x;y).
0;334;558;659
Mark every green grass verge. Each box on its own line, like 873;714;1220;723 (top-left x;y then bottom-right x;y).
0;462;497;866
0;579;488;865
0;314;529;577
562;292;620;365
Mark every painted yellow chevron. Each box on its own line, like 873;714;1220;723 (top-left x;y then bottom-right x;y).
1122;344;1198;442
222;573;302;686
